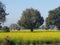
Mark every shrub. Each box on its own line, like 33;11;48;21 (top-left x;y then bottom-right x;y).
32;41;37;45
2;26;10;32
26;40;31;45
10;40;16;45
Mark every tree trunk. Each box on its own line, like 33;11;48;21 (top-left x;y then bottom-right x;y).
57;26;60;30
0;23;2;30
30;28;33;32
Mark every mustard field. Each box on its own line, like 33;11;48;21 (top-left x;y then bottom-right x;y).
0;30;60;44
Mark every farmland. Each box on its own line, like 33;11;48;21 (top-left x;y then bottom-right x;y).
0;30;60;45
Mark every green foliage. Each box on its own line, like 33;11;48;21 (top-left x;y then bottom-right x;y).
46;6;60;29
2;26;10;32
0;39;60;45
18;8;44;31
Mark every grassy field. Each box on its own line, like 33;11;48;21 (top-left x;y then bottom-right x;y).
0;30;60;44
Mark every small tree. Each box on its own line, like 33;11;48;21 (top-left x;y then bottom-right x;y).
2;26;10;32
9;24;20;30
18;8;44;32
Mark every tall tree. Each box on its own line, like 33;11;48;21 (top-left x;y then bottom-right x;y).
46;6;60;29
18;8;44;32
0;1;8;24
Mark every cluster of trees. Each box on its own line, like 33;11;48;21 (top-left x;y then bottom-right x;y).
0;1;60;32
18;7;60;31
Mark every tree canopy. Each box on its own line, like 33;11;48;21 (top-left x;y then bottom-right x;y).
18;8;44;31
46;6;60;29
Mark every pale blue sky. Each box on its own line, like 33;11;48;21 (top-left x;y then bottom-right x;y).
0;0;60;26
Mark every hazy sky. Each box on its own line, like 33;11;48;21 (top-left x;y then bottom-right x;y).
0;0;60;26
